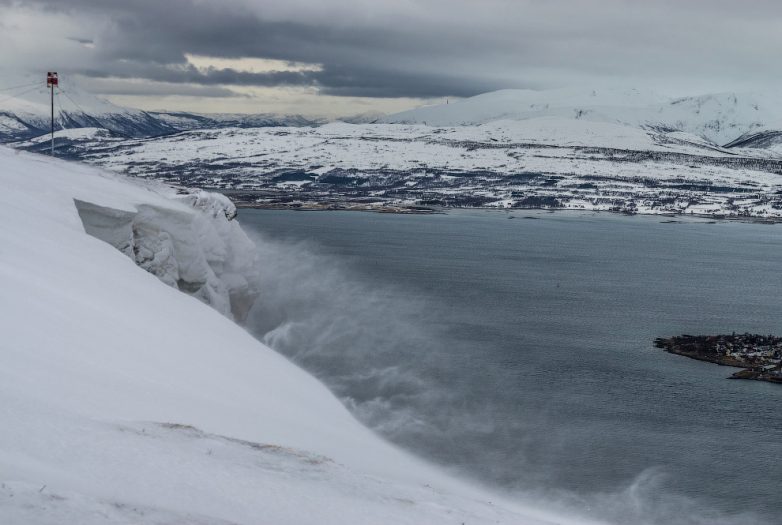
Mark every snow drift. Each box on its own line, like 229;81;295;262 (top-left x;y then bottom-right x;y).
0;146;592;524
74;188;257;321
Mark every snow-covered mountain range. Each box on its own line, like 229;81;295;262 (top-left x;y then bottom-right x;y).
0;76;175;141
0;75;323;142
4;81;782;148
385;88;782;147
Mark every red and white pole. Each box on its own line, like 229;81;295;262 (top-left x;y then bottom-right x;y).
46;72;58;156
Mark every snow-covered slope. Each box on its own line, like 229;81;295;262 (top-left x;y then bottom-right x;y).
385;88;782;146
0;146;586;524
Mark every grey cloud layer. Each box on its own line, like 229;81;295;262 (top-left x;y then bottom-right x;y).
3;0;782;98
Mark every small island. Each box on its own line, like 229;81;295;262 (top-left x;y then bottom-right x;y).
654;333;782;384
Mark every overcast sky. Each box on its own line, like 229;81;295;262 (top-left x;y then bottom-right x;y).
1;0;781;116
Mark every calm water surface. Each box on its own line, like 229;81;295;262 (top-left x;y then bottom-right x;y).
240;209;782;524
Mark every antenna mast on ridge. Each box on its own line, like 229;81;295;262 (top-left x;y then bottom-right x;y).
46;72;58;156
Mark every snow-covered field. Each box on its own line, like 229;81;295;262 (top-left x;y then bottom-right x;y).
0;146;593;524
20;116;782;218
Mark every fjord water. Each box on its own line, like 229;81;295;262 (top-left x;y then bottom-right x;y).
241;209;781;524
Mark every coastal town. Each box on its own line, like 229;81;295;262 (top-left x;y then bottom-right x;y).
654;333;782;383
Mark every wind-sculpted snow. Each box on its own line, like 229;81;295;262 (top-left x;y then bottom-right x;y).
0;146;583;524
74;190;257;321
23;118;782;220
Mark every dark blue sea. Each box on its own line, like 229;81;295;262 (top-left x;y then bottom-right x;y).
241;209;782;525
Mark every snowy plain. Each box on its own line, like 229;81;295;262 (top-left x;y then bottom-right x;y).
0;146;604;524
26;117;782;219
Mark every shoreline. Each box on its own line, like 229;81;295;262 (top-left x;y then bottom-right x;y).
655;335;782;384
232;200;782;224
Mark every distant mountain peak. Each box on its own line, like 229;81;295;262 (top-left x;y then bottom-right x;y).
384;88;782;146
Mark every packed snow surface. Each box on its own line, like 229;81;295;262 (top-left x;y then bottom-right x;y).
0;147;593;524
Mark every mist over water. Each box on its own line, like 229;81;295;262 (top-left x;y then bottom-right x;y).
241;209;781;525
246;232;447;440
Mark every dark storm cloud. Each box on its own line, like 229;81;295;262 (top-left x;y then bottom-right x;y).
3;0;782;99
81;62;506;99
66;36;93;45
81;64;317;88
83;78;245;98
314;65;515;98
0;0;523;97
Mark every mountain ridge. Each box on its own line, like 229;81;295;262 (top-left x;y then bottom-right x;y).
384;88;782;146
5;80;782;148
0;75;326;142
